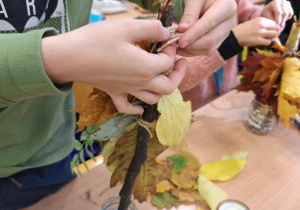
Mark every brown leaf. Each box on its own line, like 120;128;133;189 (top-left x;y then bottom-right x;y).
71;89;118;132
108;128;171;203
171;188;210;209
170;151;200;189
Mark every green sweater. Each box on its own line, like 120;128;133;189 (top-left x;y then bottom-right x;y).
0;0;184;178
0;0;93;177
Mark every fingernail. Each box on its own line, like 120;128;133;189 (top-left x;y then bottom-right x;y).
134;105;144;114
182;41;190;48
179;21;191;29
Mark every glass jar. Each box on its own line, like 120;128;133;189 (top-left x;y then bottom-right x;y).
244;98;274;135
100;196;137;210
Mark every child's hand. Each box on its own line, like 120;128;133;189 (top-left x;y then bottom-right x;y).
41;19;187;114
176;0;237;57
233;17;280;47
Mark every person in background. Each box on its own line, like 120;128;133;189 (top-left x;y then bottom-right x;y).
266;0;300;48
177;0;293;111
0;0;237;209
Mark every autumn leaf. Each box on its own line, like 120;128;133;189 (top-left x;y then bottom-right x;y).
103;123;138;173
72;88;118;132
171;188;210;209
200;159;247;181
168;154;188;173
156;88;192;146
151;192;178;208
156;181;176;193
278;57;300;128
197;175;227;210
107;127;171;202
170;151;200;189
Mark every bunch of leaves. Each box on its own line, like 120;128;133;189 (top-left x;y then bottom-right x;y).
140;151;248;210
236;18;300;128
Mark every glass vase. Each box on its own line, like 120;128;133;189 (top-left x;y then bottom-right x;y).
244;98;274;135
100;196;137;210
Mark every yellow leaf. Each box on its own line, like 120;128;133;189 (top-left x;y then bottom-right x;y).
256;48;282;57
197;175;227;210
156;181;175;193
278;92;299;129
278;57;300;128
156;88;192;146
200;159;247;181
280;57;300;103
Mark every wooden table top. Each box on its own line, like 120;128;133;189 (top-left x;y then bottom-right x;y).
23;90;300;210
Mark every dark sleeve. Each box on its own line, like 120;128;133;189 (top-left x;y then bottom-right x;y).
218;31;243;60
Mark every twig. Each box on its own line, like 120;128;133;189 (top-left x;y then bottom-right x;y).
117;2;175;209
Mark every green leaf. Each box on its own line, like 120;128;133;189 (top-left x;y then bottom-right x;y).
85;146;96;162
80;131;88;141
151;192;177;208
72;153;79;162
70;161;76;174
79;149;89;171
73;140;83;151
90;114;137;141
168;154;188;173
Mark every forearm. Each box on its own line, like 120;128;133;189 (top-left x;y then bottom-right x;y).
0;29;70;108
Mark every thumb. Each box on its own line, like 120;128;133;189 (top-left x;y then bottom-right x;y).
109;93;144;114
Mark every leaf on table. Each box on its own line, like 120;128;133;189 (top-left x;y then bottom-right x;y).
170;151;200;189
197;175;227;210
151;192;178;208
156;88;192;146
171;188;210;209
200;159;247;181
71;88;118;132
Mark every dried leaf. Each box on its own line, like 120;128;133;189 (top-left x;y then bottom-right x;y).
156;181;175;193
72;89;118;132
108;128;171;202
151;192;178;208
170;152;200;189
278;57;300;128
156;88;192;146
171;188;210;209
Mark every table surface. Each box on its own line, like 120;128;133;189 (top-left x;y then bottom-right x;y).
23;90;300;210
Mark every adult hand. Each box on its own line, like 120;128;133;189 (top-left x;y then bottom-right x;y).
41;19;187;114
176;0;237;57
261;0;293;30
233;17;280;47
